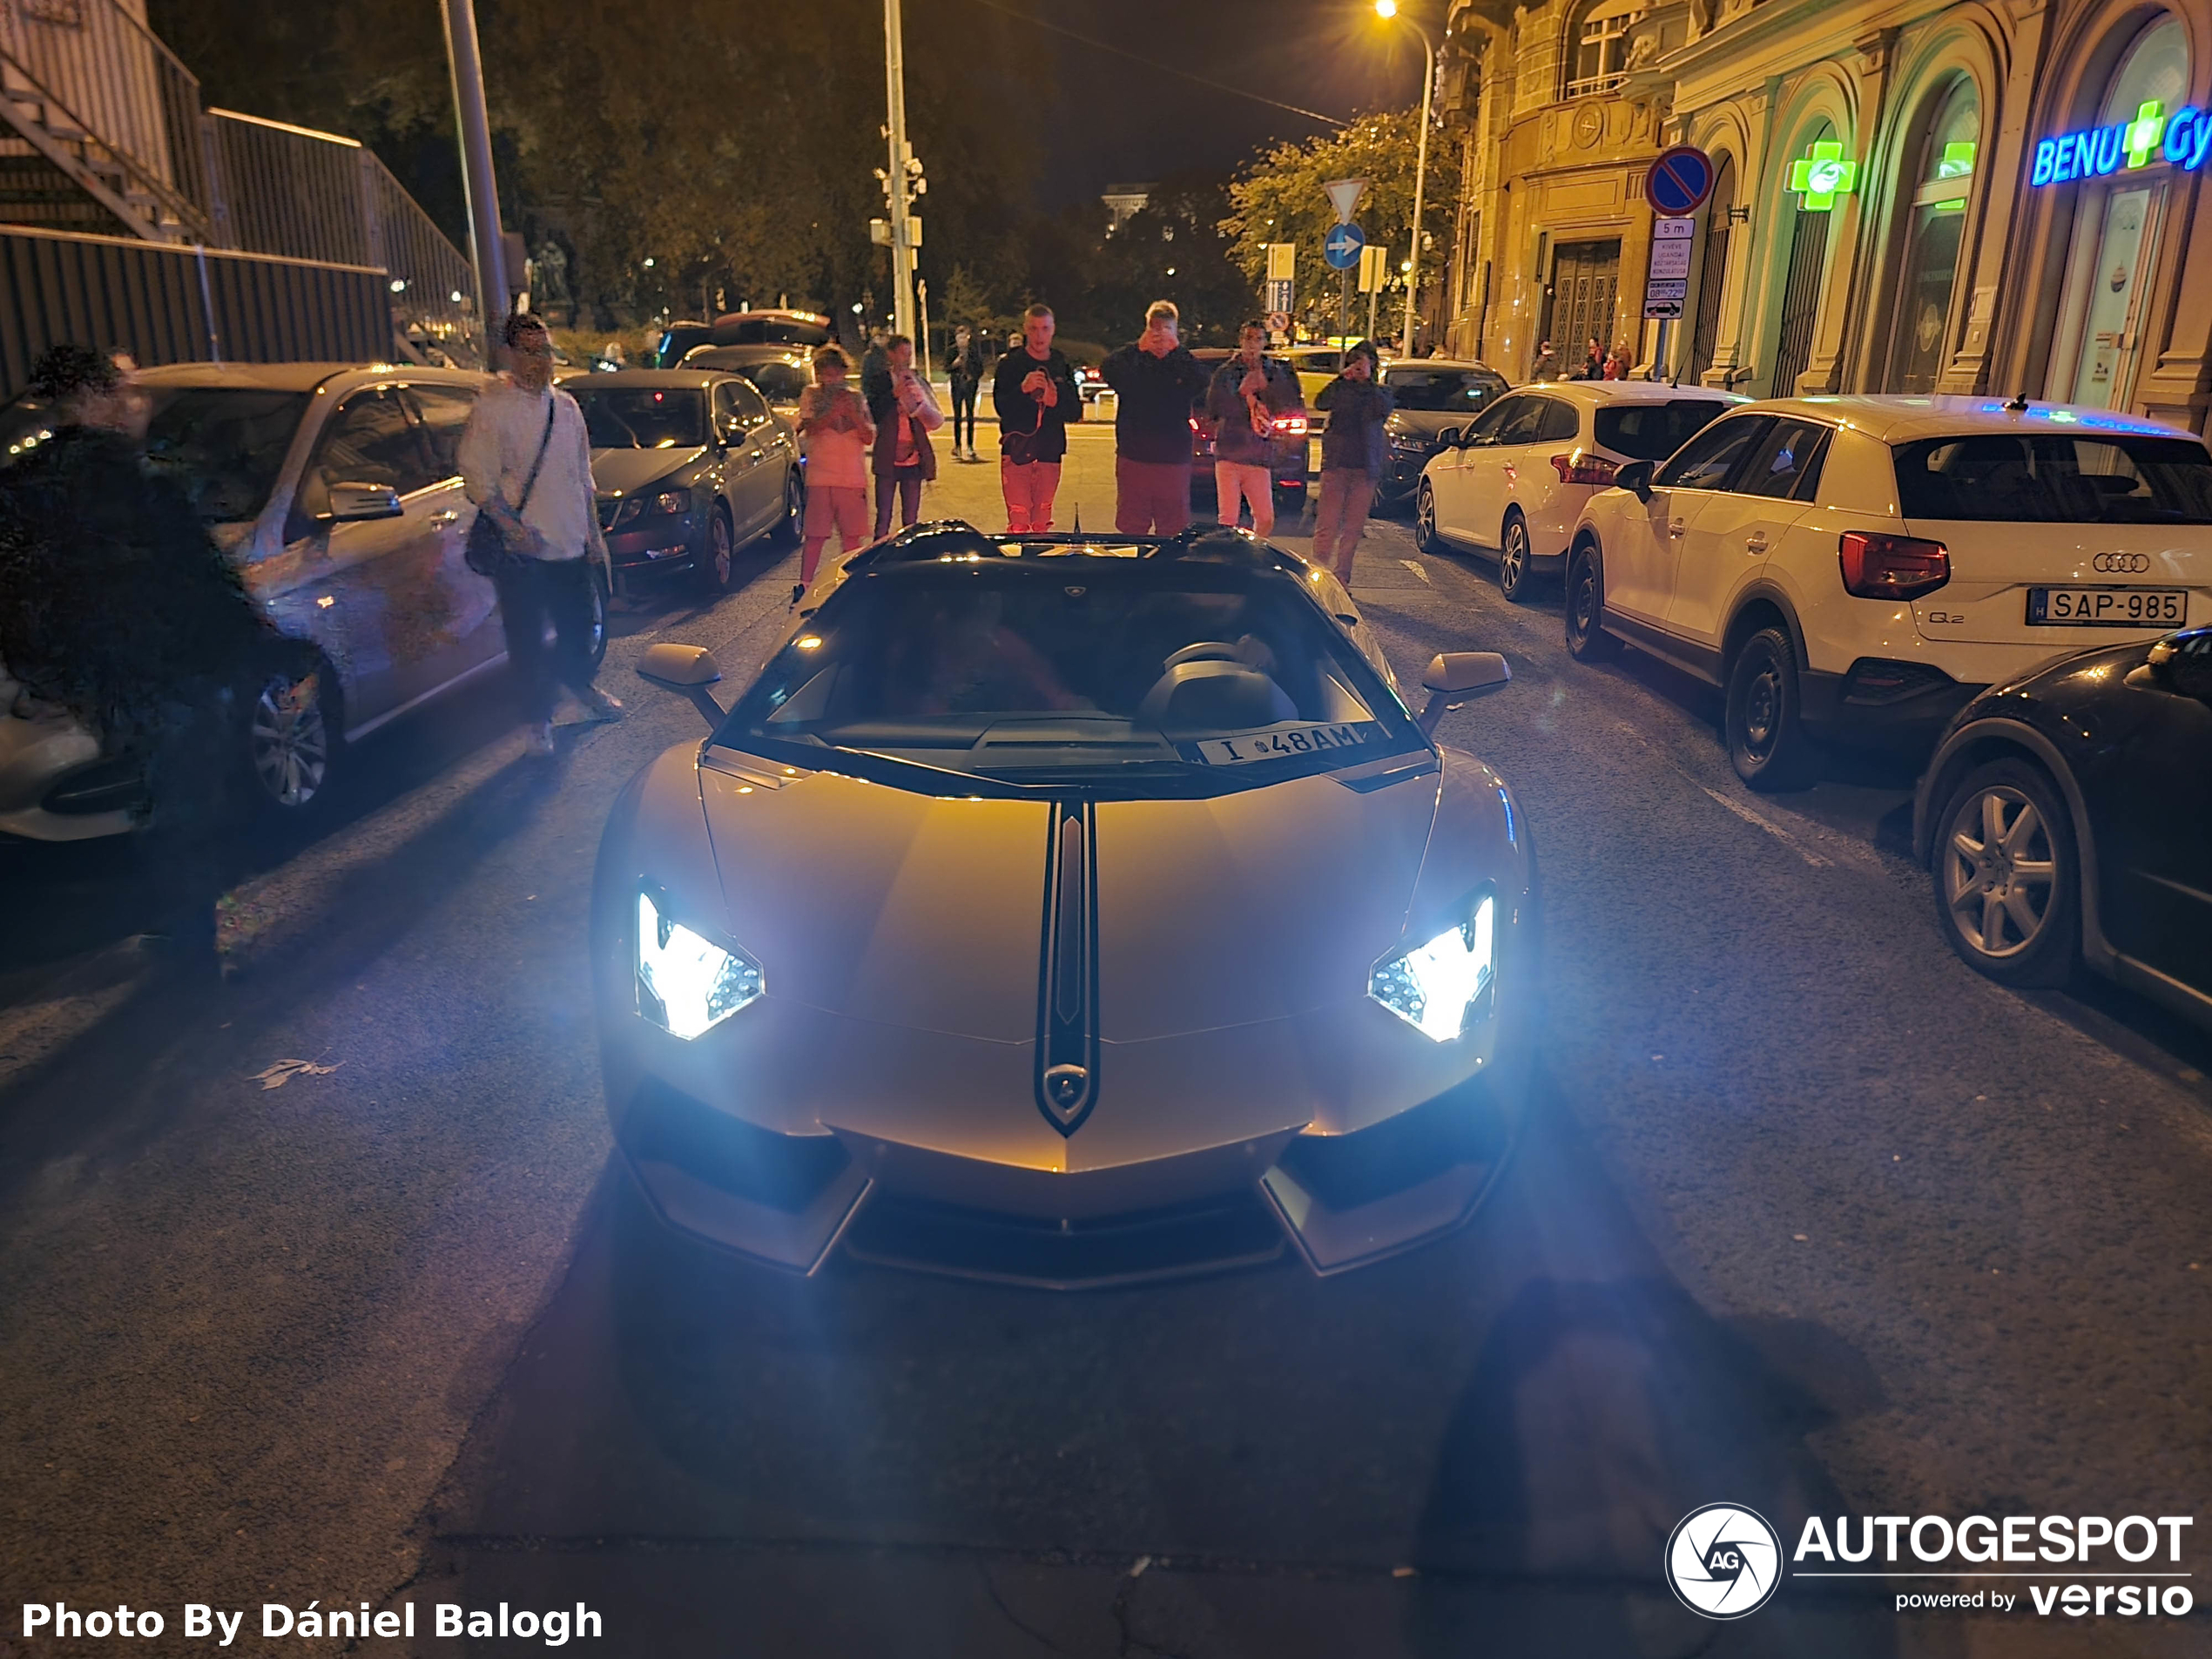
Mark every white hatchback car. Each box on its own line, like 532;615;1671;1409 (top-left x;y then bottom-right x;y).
1563;395;2212;787
1415;381;1743;600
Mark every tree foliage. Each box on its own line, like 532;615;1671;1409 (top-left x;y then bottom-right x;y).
1219;109;1457;331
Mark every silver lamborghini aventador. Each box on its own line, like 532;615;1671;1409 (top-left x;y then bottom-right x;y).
593;523;1535;1287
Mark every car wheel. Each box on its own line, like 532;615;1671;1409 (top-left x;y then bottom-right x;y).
585;563;610;670
1414;479;1442;554
1932;759;2078;988
774;467;804;546
1497;512;1534;603
700;503;736;592
1562;545;1620;661
244;654;342;822
1723;626;1814;791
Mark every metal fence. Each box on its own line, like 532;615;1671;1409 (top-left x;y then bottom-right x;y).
204;110;481;367
1;2;481;368
0;222;388;401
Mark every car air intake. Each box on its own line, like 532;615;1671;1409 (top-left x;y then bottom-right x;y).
1550;453;1618;486
1838;530;1950;599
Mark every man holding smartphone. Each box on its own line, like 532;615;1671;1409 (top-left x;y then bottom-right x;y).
991;304;1082;533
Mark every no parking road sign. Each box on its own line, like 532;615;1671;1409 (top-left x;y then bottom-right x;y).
1325;222;1366;270
1646;145;1716;217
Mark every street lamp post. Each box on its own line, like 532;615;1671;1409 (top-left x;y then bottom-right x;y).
1375;1;1433;354
883;0;917;341
439;0;506;338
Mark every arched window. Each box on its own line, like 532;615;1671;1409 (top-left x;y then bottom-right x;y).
1564;0;1640;99
1883;78;1980;393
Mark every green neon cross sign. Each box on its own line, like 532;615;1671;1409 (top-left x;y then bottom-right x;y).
2124;100;2166;168
1788;139;1860;210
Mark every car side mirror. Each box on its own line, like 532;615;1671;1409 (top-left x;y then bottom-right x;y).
327;482;404;523
1615;459;1655;499
1419;651;1510;734
638;641;725;725
1438;426;1462;449
2147;628;2212;701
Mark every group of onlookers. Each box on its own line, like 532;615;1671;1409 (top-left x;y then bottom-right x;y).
788;300;1400;588
1529;334;1633;381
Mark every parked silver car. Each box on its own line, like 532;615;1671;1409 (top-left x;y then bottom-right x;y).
0;361;610;841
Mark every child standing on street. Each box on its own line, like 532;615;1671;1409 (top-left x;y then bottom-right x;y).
1311;341;1393;585
794;343;874;604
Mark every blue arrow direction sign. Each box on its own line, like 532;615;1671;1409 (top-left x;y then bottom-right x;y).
1325;222;1366;271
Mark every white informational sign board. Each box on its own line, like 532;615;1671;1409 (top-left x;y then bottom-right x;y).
1643;215;1696;320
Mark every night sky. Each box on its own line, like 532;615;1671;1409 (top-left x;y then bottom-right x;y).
974;0;1428;206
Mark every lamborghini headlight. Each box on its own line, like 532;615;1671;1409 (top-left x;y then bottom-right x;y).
636;889;763;1039
1368;892;1495;1042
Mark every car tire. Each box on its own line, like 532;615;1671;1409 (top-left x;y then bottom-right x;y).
1931;759;2079;988
1562;544;1620;662
773;466;804;546
585;563;610;671
1414;479;1443;555
1723;626;1815;791
700;503;737;593
242;651;343;826
1497;511;1534;604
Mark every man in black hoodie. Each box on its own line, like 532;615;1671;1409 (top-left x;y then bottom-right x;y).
0;344;314;970
1101;300;1210;535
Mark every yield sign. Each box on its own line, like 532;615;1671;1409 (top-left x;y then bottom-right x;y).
1324;178;1367;224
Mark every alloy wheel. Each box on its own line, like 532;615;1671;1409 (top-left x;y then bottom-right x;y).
1416;482;1437;552
1942;786;2057;959
1500;518;1528;597
1740;660;1783;761
250;672;330;809
710;509;734;587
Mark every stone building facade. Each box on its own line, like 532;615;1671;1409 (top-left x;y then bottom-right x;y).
1439;0;2210;433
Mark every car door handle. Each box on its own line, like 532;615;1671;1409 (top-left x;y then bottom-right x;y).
1669;517;1687;538
1744;532;1769;554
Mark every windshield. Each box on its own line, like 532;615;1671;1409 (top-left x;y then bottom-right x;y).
1595;399;1731;462
1385;368;1505;414
573;388;706;449
1893;433;2212;524
0;387;308;523
738;361;811;405
718;558;1425;797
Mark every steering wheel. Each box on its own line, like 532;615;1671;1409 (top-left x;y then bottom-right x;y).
1161;641;1243;671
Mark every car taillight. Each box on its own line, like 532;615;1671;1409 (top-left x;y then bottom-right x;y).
1189;417;1201;432
1838;530;1950;599
1550;452;1618;486
1271;413;1309;436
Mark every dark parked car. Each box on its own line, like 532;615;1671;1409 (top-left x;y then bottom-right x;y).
1188;348;1309;513
1913;626;2211;1028
678;345;813;413
652;320;714;368
571;371;802;596
1375;359;1510;509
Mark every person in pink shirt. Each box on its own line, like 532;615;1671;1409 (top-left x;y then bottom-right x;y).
794;343;874;604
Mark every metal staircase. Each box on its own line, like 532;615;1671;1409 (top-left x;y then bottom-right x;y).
0;0;214;244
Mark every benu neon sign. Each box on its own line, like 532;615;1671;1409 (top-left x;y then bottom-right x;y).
2031;101;2212;185
1787;140;1859;211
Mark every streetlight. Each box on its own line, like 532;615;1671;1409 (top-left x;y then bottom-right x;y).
1374;0;1433;354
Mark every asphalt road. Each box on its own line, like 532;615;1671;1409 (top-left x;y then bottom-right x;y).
2;419;2208;1657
